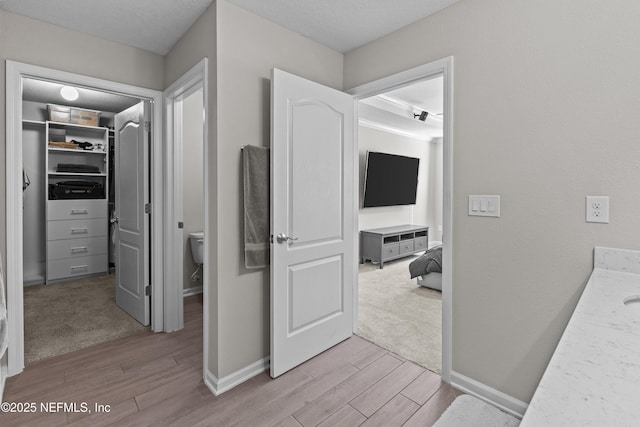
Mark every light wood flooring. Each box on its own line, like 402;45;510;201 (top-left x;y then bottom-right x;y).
2;294;461;426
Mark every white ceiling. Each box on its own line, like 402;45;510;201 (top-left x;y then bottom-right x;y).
23;78;140;113
384;77;444;116
360;76;444;140
0;0;459;55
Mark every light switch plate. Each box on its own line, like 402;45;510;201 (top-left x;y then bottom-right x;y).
586;196;609;223
469;195;500;217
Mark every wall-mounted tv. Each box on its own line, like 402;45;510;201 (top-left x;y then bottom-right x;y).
362;151;420;208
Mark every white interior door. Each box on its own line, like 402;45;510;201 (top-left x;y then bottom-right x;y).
271;69;355;377
114;101;150;325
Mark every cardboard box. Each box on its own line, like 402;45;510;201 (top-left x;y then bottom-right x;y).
47;104;71;123
70;108;101;127
48;104;102;127
49;128;66;142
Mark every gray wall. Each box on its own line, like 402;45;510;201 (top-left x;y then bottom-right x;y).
427;139;443;243
0;9;164;274
215;0;344;378
164;0;343;381
164;1;219;374
345;0;640;402
22;102;46;283
358;126;442;241
182;88;205;290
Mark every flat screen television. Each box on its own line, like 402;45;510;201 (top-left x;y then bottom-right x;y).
362;151;420;208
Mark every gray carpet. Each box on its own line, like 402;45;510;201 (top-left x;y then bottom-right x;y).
24;274;148;364
358;256;442;373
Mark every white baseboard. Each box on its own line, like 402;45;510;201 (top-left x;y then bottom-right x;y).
204;356;270;396
183;286;203;297
450;370;528;419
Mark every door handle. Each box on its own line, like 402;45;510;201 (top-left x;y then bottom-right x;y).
276;233;299;244
110;216;119;224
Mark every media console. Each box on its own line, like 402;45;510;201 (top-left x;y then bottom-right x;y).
360;224;429;269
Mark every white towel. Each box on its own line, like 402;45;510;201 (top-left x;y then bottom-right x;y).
0;251;8;358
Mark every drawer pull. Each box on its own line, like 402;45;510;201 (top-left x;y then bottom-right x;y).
70;265;88;271
71;227;88;234
70;246;88;253
70;209;88;215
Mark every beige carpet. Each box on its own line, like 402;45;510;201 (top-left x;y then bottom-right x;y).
358;256;442;373
433;395;520;427
24;274;148;364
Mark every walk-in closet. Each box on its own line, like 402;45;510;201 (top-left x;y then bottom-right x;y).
21;78;147;364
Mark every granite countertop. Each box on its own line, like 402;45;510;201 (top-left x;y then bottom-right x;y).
521;247;640;426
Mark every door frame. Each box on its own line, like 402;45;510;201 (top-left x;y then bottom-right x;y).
162;58;209;342
347;56;454;382
5;60;164;376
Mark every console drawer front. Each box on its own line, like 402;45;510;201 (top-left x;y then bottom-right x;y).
47;255;107;281
414;237;428;251
47;218;107;241
47;236;108;260
382;243;399;260
48;199;107;220
399;240;415;254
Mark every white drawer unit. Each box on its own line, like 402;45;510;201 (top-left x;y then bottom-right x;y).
46;216;108;282
47;236;108;260
47;255;108;281
47;218;108;241
47;199;107;221
44;120;110;283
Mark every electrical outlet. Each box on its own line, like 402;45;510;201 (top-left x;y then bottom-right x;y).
586;196;609;223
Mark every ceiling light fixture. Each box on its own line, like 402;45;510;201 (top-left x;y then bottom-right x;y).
60;86;79;101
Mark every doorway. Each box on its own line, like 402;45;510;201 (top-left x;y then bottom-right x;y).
177;87;205;299
163;59;208;377
20;78;151;364
349;57;454;382
267;58;453;382
356;75;445;374
5;61;164;376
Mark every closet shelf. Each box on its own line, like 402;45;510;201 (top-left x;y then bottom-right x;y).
47;120;107;132
23;119;45;125
48;172;107;177
48;147;107;154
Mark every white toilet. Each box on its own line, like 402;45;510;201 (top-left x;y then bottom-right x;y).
189;231;204;264
189;232;204;283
